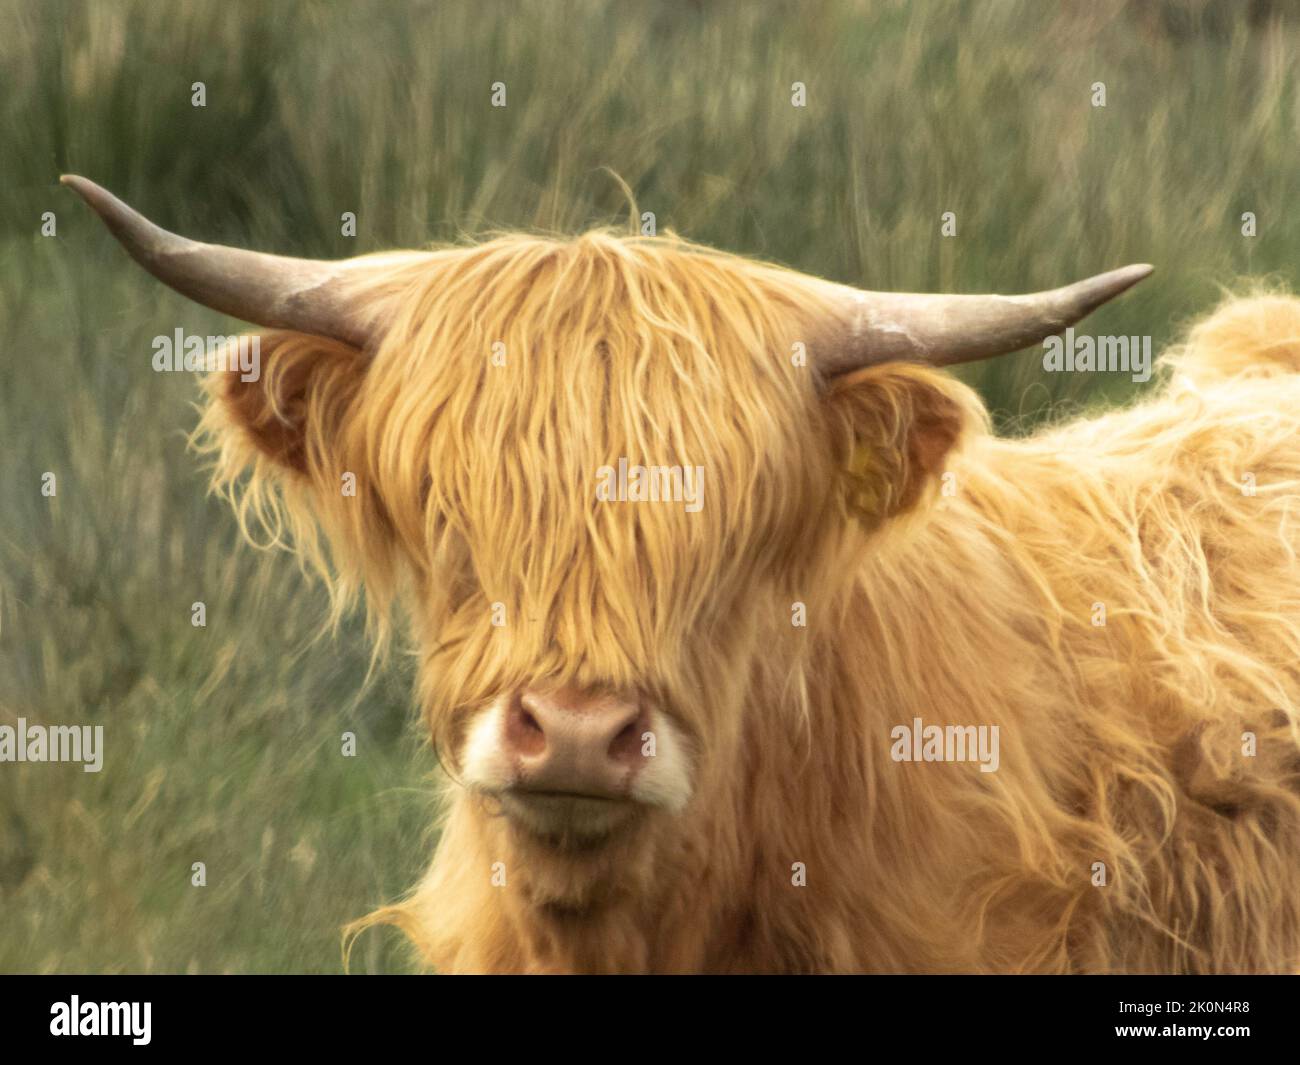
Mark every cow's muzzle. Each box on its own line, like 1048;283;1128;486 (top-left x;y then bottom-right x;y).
460;685;694;840
504;688;649;799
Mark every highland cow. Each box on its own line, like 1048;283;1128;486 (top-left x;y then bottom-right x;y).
65;175;1300;973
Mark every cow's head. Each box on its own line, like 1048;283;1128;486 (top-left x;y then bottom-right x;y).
64;176;1148;909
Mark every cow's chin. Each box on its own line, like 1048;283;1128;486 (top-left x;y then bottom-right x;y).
496;790;645;850
481;788;668;913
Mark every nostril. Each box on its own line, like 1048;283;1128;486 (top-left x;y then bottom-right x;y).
505;695;548;758
607;716;645;765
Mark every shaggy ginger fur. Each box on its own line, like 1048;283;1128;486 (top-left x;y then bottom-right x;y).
196;232;1300;973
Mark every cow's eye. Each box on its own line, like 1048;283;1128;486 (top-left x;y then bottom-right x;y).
417;526;476;612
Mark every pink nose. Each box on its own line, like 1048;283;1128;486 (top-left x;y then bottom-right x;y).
503;687;649;798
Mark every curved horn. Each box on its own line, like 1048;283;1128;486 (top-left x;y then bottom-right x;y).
61;175;391;349
815;264;1153;375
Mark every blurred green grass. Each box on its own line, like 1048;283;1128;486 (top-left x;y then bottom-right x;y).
0;0;1296;972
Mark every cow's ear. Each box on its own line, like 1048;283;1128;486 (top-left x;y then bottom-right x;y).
822;363;973;529
203;331;368;476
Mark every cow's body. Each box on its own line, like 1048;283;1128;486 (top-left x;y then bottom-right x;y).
60;178;1300;974
379;295;1300;974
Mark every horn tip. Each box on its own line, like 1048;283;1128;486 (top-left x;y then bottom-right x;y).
60;174;107;210
1112;262;1155;287
1081;262;1154;305
59;175;165;257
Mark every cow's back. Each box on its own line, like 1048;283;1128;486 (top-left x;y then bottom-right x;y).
947;294;1300;971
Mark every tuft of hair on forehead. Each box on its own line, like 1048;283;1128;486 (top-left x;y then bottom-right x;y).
359;233;856;706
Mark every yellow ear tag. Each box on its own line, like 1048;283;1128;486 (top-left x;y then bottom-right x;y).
844;442;885;527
